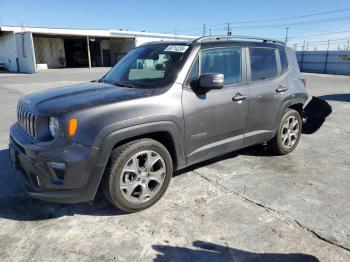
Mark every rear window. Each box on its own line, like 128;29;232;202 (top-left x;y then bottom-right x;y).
249;48;277;81
279;48;289;73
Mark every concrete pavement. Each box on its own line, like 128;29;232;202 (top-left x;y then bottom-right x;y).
0;69;349;261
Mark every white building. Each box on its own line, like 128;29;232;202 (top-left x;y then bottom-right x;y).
0;25;195;73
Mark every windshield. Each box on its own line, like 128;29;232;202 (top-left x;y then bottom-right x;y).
103;44;191;88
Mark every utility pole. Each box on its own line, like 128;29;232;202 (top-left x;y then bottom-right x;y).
173;28;178;40
306;42;309;51
225;23;232;36
324;40;330;74
202;24;206;36
300;40;306;71
209;28;212;36
285;27;289;44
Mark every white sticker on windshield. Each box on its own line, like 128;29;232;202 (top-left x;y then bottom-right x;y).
164;45;189;53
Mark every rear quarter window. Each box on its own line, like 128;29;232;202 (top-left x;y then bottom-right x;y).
249;48;277;81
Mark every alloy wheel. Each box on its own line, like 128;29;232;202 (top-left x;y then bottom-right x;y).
119;150;166;203
281;115;300;148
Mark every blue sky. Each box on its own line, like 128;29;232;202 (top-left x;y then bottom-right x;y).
1;0;350;49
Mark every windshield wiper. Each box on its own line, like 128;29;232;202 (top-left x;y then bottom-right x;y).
112;82;135;88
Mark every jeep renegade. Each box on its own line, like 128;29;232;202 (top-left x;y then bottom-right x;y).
9;36;308;212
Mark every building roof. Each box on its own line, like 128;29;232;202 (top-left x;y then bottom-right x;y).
0;25;195;40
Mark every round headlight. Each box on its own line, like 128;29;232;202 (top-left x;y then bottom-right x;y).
49;117;59;138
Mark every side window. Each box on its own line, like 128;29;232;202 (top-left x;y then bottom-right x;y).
249;48;277;81
186;56;199;85
279;48;289;73
200;47;242;85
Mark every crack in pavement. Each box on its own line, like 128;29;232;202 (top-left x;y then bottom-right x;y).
193;170;350;253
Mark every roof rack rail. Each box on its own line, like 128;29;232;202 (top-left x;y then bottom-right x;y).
193;35;285;45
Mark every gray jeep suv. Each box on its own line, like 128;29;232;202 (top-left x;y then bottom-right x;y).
9;36;308;212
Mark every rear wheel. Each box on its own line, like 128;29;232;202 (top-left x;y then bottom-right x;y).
268;109;302;155
102;139;173;212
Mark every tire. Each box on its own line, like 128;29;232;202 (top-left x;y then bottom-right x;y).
102;138;173;212
268;109;302;155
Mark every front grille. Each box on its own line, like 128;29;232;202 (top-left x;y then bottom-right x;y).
17;106;37;138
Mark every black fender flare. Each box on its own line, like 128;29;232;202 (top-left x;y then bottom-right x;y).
82;121;186;202
272;96;307;136
95;121;186;169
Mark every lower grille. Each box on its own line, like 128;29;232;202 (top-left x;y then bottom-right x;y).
17;106;37;138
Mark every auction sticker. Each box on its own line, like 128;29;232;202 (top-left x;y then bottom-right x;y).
164;45;189;53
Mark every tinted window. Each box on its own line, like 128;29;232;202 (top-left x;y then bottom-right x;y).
201;47;242;85
103;44;190;88
279;49;288;73
249;48;277;81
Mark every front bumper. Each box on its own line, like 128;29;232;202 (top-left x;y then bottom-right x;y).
9;124;105;203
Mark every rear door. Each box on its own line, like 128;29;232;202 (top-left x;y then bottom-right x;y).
245;47;287;146
182;46;249;164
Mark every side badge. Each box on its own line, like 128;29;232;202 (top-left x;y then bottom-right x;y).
191;132;207;140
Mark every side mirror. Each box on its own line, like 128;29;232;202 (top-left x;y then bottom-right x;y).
155;63;165;70
199;73;224;90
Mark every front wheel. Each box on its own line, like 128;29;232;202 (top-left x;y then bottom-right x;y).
102;138;173;212
268;109;302;155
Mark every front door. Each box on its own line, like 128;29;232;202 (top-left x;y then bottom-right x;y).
182;47;249;165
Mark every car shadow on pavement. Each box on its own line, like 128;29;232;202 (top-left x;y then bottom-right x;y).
174;146;277;177
0;145;272;221
153;240;319;262
0;149;126;221
318;93;350;103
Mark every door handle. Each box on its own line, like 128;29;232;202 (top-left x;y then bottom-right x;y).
232;94;248;101
276;85;288;93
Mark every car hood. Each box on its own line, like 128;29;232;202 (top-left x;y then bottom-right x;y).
19;82;163;115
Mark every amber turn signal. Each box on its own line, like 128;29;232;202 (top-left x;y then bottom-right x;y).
68;118;78;136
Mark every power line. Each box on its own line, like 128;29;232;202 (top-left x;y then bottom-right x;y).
176;26;206;33
210;7;350;26
225;15;350;29
288;30;350;39
180;16;350;36
292;38;350;45
304;40;349;46
176;7;350;33
306;37;350;44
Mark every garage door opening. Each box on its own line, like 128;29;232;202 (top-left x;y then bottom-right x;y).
33;34;135;70
64;38;88;67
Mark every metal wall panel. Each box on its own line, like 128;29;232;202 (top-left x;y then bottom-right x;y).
296;51;350;75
